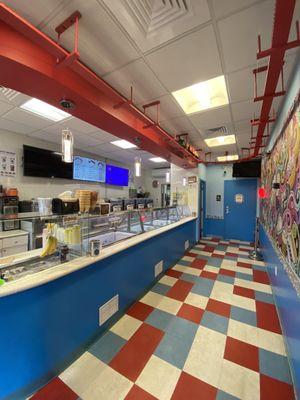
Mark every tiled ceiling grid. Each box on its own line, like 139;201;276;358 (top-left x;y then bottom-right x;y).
1;0;299;162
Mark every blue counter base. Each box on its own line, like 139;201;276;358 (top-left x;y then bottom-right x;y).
0;220;196;400
259;224;300;399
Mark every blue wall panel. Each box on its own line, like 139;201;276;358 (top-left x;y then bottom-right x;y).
260;224;300;399
0;220;196;400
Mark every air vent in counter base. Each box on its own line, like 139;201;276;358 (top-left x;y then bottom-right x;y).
99;294;119;326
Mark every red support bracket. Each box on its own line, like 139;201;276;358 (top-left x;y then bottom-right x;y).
254;90;286;102
257;20;300;59
143;100;160;126
114;86;134;109
56;11;81;68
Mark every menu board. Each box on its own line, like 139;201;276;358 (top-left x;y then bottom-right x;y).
73;156;106;182
0;150;16;177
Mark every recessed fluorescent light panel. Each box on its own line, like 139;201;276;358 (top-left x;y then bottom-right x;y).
172;75;229;115
21;98;71;121
111;140;137;149
150;157;167;163
204;134;236;147
217;154;239;162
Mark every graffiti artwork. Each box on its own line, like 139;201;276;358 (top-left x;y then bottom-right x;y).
261;104;300;277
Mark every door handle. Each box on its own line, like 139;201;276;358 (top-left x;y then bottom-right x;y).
225;206;230;214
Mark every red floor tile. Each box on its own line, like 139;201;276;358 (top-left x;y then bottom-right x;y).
31;378;78;400
167;280;194;301
203;245;215;252
166;269;182;278
253;270;270;284
127;301;154;321
201;271;218;280
191;258;207;269
233;285;255;299
256;301;281;334
185;252;197;258
211;238;220;243
237;261;252;269
224;337;259;372
212;253;224;259
239;247;251;252
225;252;238;258
260;374;295;400
171;371;217;400
219;268;236;277
177;303;204;324
125;385;158;400
206;299;231;317
109;323;164;381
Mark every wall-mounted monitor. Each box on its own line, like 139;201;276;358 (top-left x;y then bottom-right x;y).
23;145;73;179
232;160;261;178
105;164;129;186
73;156;106;183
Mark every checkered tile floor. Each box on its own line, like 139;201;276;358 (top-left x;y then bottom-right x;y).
31;238;295;400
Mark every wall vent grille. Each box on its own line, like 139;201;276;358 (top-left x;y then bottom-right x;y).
99;294;119;326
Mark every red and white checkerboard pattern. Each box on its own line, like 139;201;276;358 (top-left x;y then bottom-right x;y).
31;238;295;400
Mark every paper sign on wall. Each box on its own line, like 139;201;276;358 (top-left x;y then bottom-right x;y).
235;193;244;204
0;151;16;177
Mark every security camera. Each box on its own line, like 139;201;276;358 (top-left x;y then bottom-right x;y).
60;99;75;109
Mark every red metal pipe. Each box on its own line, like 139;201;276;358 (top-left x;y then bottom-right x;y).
0;3;200;168
253;0;297;157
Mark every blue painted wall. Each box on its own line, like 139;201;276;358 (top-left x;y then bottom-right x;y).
260;224;300;399
0;220;196;400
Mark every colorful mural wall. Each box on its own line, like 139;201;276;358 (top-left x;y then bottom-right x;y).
261;104;300;276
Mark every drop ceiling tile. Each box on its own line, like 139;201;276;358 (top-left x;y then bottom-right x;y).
145;25;222;92
0;118;36;135
92;142;124;153
0;101;14;116
29;130;61;144
138;94;183;122
0;89;31;107
227;67;254;103
89;130;119;143
3;108;54;129
189;105;232;130
160;115;197;136
231;100;261;122
103;59;167;104
63;117;98;134
42;0;140;76
3;0;68;28
218;0;274;73
211;0;259;20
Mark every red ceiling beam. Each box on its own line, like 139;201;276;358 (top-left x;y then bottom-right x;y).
0;3;200;168
252;0;299;156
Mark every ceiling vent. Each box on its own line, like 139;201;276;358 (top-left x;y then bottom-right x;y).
0;86;20;102
204;126;228;137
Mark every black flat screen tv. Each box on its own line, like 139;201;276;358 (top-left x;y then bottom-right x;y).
23;145;73;179
232;160;261;178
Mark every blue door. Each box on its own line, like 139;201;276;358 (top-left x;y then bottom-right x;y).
224;179;257;242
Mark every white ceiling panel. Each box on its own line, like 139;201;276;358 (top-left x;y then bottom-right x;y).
138;94;183;122
2;108;54;129
41;0;140;76
0;89;31;107
189;105;232;130
29;130;61;144
211;0;260;20
103;59;167;104
227;67;254;103
0;101;14;116
0;118;35;135
218;0;274;73
231;100;261;122
145;25;223;92
3;0;69;28
89;130;119;143
63;117;98;134
160;115;198;136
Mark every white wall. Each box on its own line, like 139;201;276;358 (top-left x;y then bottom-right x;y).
0;129;144;200
143;169;168;207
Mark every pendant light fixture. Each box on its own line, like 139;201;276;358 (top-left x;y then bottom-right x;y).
135;157;141;177
166;171;170;183
62;129;73;163
183;177;187;187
